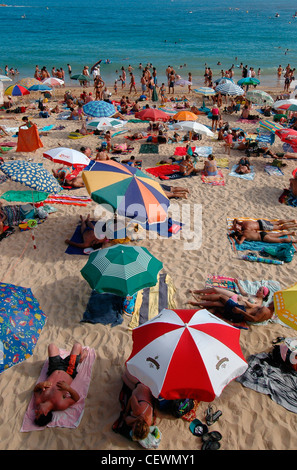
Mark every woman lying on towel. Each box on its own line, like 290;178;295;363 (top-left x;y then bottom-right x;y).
122;367;156;441
52;168;85;188
235;156;251;174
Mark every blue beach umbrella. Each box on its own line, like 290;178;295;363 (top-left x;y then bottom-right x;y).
28;84;52;92
0;282;47;373
83;100;116;118
215;81;244;96
237;77;260;87
0;161;62;193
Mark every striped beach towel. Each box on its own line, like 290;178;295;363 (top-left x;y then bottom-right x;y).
44;194;92;206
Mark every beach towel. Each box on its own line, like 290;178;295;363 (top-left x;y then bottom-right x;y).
20;346;96;431
139;144;159;154
279;189;297;207
81;291;123;327
16;124;43;152
236;352;297;414
40;125;54;132
43;194;92;206
229;164;255;180
128;273;176;330
201;170;225;186
141;217;183;237
216;157;229;168
0;226;15;241
193;146;213;157
264;165;284;176
174;146;195;156
145;164;192;181
205;274;237;291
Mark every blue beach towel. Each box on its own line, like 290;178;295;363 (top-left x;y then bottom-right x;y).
81;290;123;326
229;164;255;180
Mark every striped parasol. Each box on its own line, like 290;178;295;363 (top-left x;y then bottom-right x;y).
194;87;216;96
81;244;163;297
82;160;169;224
215;81;244;96
5;84;30;96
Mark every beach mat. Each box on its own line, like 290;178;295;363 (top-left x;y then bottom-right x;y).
201;170;225;186
65;222;95;255
81;291;123;326
128;273;176;330
44;194;92;206
139;143;159;154
264;165;284;176
229;164;255;180
20;347;96;431
145;164;192;180
236;352;297;414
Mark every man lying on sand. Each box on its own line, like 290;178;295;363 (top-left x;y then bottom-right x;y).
33;342;87;426
230;229;297;244
232;218;297;233
65;215;111;250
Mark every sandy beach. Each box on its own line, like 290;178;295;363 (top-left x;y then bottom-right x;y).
1;80;297;453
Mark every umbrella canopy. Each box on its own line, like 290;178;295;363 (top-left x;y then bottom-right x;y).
86;117;127;131
214;77;234;84
288;104;297;112
83;100;116;118
175;79;191;87
42;77;64;87
245;90;274;106
173;110;198;121
0;75;12;82
274;283;297;330
273;99;297;109
173;121;214;137
0;282;47;373
215;81;244;96
237;77;260;86
275;128;297;150
82;160;169;224
81;244;163;297
194;87;216;96
135;108;170;122
71;74;92;82
5;84;30;96
43;147;90;169
126;308;248;401
17;77;40;88
28;84;52;92
0;161;62;193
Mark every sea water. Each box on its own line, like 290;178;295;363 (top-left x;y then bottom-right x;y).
1;0;297;88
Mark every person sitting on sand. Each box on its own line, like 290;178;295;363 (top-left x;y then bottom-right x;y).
235;156;251;174
203;155;218;176
94;143;110;161
230;229;297;244
188;282;270;310
240;105;259;120
33;342;87;426
290;174;297;197
161;183;189;199
232;218;297;233
122;367;155;441
179;155;200;176
65;214;111;250
187;293;274;324
52;168;85;188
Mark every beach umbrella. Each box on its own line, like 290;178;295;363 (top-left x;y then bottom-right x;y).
82;160;169;224
0;75;12;82
275;128;297;150
126;308;248;401
245;90;274;106
288;104;297;112
175;79;191;87
259;120;284;133
135;108;170;122
273;99;297;109
17;77;40;88
0;161;62;193
0;282;47;373
172;121;214;137
71;74;92;82
42;77;64;87
86;117;127;131
81;244;163;297
214;77;234;84
194;87;216;96
83;100;116;118
215;81;244;96
28;84;52;92
43;147;90;170
4;84;30;96
274;283;297;330
237;77;260;87
173;110;198;121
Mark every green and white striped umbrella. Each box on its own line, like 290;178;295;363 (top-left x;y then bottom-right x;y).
81;244;163;297
245;90;274;106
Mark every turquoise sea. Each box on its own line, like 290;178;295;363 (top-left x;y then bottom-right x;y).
1;0;297;87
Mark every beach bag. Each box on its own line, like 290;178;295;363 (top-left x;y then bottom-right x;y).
170;398;194;418
272;338;297;372
137;426;162;449
260;245;295;263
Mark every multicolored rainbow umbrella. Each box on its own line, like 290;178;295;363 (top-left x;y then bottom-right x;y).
82;160;169;224
0;282;47;373
4;84;30;96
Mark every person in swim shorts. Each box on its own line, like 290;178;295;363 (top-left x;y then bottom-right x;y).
231;229;297;244
33;342;87;426
65;214;111;250
232;218;297;233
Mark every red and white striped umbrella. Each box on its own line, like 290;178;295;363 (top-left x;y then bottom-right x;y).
126;308;248;402
43;147;90;170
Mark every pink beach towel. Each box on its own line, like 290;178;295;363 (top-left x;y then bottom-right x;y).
201;170;225;186
20;346;96;432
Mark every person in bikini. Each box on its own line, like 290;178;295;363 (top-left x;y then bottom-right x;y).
33;342;87;426
122;367;155;441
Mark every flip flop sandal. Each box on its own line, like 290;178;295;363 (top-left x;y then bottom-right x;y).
202;431;222;443
201;440;221;450
205;405;222;426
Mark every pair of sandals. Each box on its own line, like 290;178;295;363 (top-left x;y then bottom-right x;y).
203;405;223;450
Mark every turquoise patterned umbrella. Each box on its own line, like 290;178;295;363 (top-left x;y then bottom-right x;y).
0;282;47;373
0;161;62;193
83;100;116;118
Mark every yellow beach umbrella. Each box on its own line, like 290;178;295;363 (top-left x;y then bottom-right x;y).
173;110;198;121
274;282;297;330
17;77;40;88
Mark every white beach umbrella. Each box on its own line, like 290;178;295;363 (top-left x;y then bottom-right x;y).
86;117;127;131
0;75;12;82
245;90;274;106
42;77;64;87
173;121;214;137
43;147;90;169
273;99;297;109
175;79;192;87
194;87;216;96
215;81;244;96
